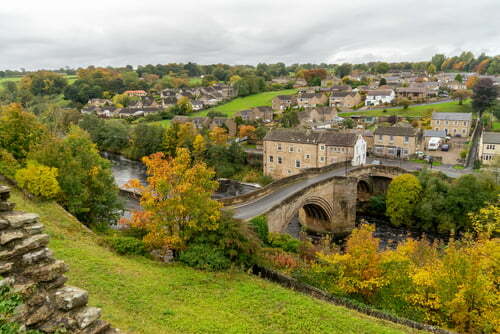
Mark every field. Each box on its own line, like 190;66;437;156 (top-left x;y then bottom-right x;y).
9;188;420;334
0;74;78;84
191;89;298;117
341;100;473;118
493;121;500;131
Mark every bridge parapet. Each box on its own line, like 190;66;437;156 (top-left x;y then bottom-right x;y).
220;161;350;206
347;164;410;179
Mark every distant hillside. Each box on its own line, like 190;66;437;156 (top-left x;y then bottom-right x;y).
10;188;421;334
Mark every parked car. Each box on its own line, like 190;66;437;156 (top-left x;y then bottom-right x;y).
441;144;450;151
428;137;442;151
371;160;381;165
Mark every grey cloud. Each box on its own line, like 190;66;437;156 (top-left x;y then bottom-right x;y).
0;0;499;70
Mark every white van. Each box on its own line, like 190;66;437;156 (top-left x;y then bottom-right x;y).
427;137;442;151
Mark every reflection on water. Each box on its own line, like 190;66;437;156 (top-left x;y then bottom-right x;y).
103;152;147;187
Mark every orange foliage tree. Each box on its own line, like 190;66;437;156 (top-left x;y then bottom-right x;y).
209;126;229;145
238;125;256;139
124;148;222;250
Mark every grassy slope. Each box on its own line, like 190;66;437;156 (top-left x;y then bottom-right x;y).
8;188;420;334
190;89;298;117
342;100;473;117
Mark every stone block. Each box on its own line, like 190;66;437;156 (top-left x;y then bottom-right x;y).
24;222;44;235
0;234;50;260
0;261;13;274
75;307;101;329
25;304;54;326
55;286;89;311
0;202;15;212
43;275;68;290
22;248;51;266
2;212;39;228
0;218;9;230
77;319;110;334
25;260;68;282
0;230;25;245
13;281;37;297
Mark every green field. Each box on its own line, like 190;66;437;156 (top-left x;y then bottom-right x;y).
342;100;473;118
9;188;420;334
191;89;298;117
0;74;77;85
493;121;500;131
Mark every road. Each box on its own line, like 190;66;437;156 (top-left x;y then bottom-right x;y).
230;158;471;221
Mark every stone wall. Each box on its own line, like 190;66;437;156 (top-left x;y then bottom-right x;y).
0;185;121;334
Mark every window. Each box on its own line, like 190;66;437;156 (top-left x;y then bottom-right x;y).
404;136;409;144
287;170;292;174
269;155;273;163
298;147;302;153
295;160;301;168
462;129;466;134
305;154;310;159
378;134;383;141
486;144;496;150
278;157;283;164
464;121;467;126
446;120;449;125
387;148;396;155
320;156;325;162
277;144;282;151
403;149;409;155
389;135;394;142
320;145;325;151
375;147;384;153
289;146;294;152
436;120;440;125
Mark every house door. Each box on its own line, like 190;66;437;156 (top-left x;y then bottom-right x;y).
396;148;401;158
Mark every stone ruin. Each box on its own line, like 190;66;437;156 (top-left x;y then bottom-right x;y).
0;185;121;333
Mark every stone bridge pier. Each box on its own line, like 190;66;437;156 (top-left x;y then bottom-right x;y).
265;176;358;235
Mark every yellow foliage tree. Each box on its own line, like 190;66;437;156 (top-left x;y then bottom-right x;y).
192;134;207;160
15;161;61;199
238;125;256;139
466;76;479;89
124;149;222;250
209;126;229;145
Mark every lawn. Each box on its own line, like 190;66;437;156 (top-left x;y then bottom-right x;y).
191;89;298;117
0;74;77;84
8;188;420;334
341;100;473;118
493;121;500;132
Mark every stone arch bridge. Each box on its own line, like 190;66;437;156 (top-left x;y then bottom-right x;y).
222;164;409;235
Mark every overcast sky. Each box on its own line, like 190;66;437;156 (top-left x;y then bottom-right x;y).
1;0;499;70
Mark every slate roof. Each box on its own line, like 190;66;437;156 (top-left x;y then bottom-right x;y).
264;129;357;147
432;112;472;121
423;130;447;138
482;132;500;144
366;89;394;97
374;126;417;136
275;95;293;100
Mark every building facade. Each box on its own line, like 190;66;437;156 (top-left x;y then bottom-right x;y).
263;129;366;179
431;112;472;137
478;132;500;165
365;89;395;106
373;126;418;159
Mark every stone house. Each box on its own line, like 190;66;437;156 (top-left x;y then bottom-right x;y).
395;87;428;101
298;106;337;126
124;90;147;97
329;92;361;108
87;98;113;107
236;106;274;123
365;89;395;106
297;93;328;108
321;76;342;87
373;126;418;159
478;132;500;165
330;85;352;92
431;112;472;137
263;129;366;179
272;95;296;111
293;78;308;87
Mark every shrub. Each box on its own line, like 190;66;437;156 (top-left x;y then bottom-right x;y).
105;236;147;256
15;161;60;199
179;243;231;271
0;286;43;334
268;232;301;253
0;149;20;179
261;248;299;271
250;216;268;244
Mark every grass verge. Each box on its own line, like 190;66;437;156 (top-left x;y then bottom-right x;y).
7;188;422;334
342;100;473;117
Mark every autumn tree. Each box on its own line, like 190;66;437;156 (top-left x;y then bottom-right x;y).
192;134;207;160
125;149;222;250
386;174;422;227
427;63;437;75
465;76;478;89
451;89;472;105
20;71;68;96
15;161;61;199
209;126;229;145
238;125;256;139
0;103;47;160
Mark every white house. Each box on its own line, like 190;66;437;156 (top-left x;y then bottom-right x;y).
365;89;395;106
352;134;367;166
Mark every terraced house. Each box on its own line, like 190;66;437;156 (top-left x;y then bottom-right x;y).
373;126;418;159
329;91;361;108
297;92;328;108
263;129;366;179
272;94;296;111
478;132;500;165
431;112;472;137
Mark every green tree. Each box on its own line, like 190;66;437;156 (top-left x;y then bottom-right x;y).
30;126;122;227
280;110;299;128
20;71;68;96
375;62;390;74
386;174;422;227
0;103;48;160
431;54;446;71
454;74;463;83
336;63;352;78
427;63;437;75
451;89;472;105
128;123;165;160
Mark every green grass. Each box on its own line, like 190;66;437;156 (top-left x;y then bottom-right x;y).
8;188;420;334
493;121;500;131
410;159;442;166
342;100;473;118
151;119;171;128
453;165;465;170
0;74;77;85
191;89;298;117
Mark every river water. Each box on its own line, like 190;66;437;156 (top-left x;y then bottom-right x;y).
103;152;441;248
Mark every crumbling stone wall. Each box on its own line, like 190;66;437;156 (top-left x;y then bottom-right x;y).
0;185;121;334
